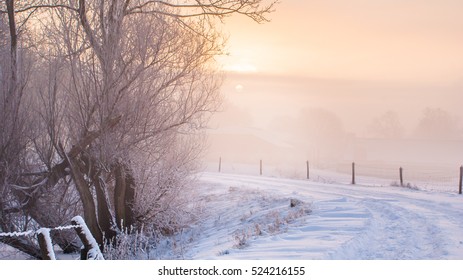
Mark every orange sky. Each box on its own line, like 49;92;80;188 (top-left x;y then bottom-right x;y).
218;0;463;84
210;1;463;136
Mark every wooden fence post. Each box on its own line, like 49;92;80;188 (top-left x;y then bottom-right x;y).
37;228;56;260
218;157;221;173
71;216;104;260
260;160;262;176
459;165;462;195
306;161;310;180
399;167;404;187
351;162;356;185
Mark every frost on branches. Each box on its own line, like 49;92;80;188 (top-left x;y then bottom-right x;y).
0;0;276;259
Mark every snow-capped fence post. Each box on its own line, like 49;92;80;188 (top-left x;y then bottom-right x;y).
71;216;104;260
459;165;462;195
399;167;404;187
37;228;56;260
351;162;356;185
218;157;222;172
306;161;310;180
260;160;263;176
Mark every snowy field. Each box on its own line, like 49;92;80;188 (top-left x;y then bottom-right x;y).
1;171;463;260
178;172;463;260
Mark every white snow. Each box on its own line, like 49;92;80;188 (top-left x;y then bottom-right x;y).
177;172;463;260
2;172;462;260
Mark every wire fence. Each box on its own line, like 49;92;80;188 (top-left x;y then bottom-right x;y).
0;216;103;260
0;225;80;238
206;158;463;193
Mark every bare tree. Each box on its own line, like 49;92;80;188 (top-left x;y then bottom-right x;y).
0;0;276;258
366;111;404;139
0;0;45;258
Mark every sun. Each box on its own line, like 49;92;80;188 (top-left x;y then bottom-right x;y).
235;84;244;92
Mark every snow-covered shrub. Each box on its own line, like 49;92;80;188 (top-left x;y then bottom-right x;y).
229;197;312;250
266;211;283;233
390;181;419;190
285;204;311;223
390;181;400;187
233;230;251;249
131;135;203;236
254;223;262;236
103;230;152;260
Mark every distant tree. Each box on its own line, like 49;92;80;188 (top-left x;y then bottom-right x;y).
366;111;404;139
414;108;461;140
298;108;347;163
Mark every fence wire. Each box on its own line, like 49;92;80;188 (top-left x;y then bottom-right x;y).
205;159;462;193
0;224;81;238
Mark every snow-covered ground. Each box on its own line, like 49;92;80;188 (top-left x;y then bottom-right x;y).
2;171;462;260
179;172;463;260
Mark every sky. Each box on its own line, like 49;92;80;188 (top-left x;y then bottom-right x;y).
209;0;463;166
218;0;463;83
211;0;463;132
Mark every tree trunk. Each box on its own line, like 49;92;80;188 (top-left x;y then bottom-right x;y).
114;162;135;231
66;156;103;246
6;0;17;90
0;236;42;260
114;162;126;230
124;168;135;231
94;176;117;243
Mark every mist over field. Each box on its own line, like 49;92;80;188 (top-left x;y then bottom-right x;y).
204;73;463;178
205;0;463;178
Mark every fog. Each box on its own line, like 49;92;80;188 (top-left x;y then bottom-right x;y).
204;73;463;179
202;0;463;182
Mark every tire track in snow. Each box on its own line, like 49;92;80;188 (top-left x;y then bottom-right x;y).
329;199;448;259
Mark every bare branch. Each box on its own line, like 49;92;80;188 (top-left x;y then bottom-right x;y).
77;0;104;61
126;0;278;23
14;4;78;14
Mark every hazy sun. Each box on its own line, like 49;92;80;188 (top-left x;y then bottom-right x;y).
235;84;244;92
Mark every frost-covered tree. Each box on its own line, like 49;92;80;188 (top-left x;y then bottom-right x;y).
0;0;45;258
0;0;276;258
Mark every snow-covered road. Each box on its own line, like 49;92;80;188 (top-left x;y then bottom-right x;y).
185;172;463;260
